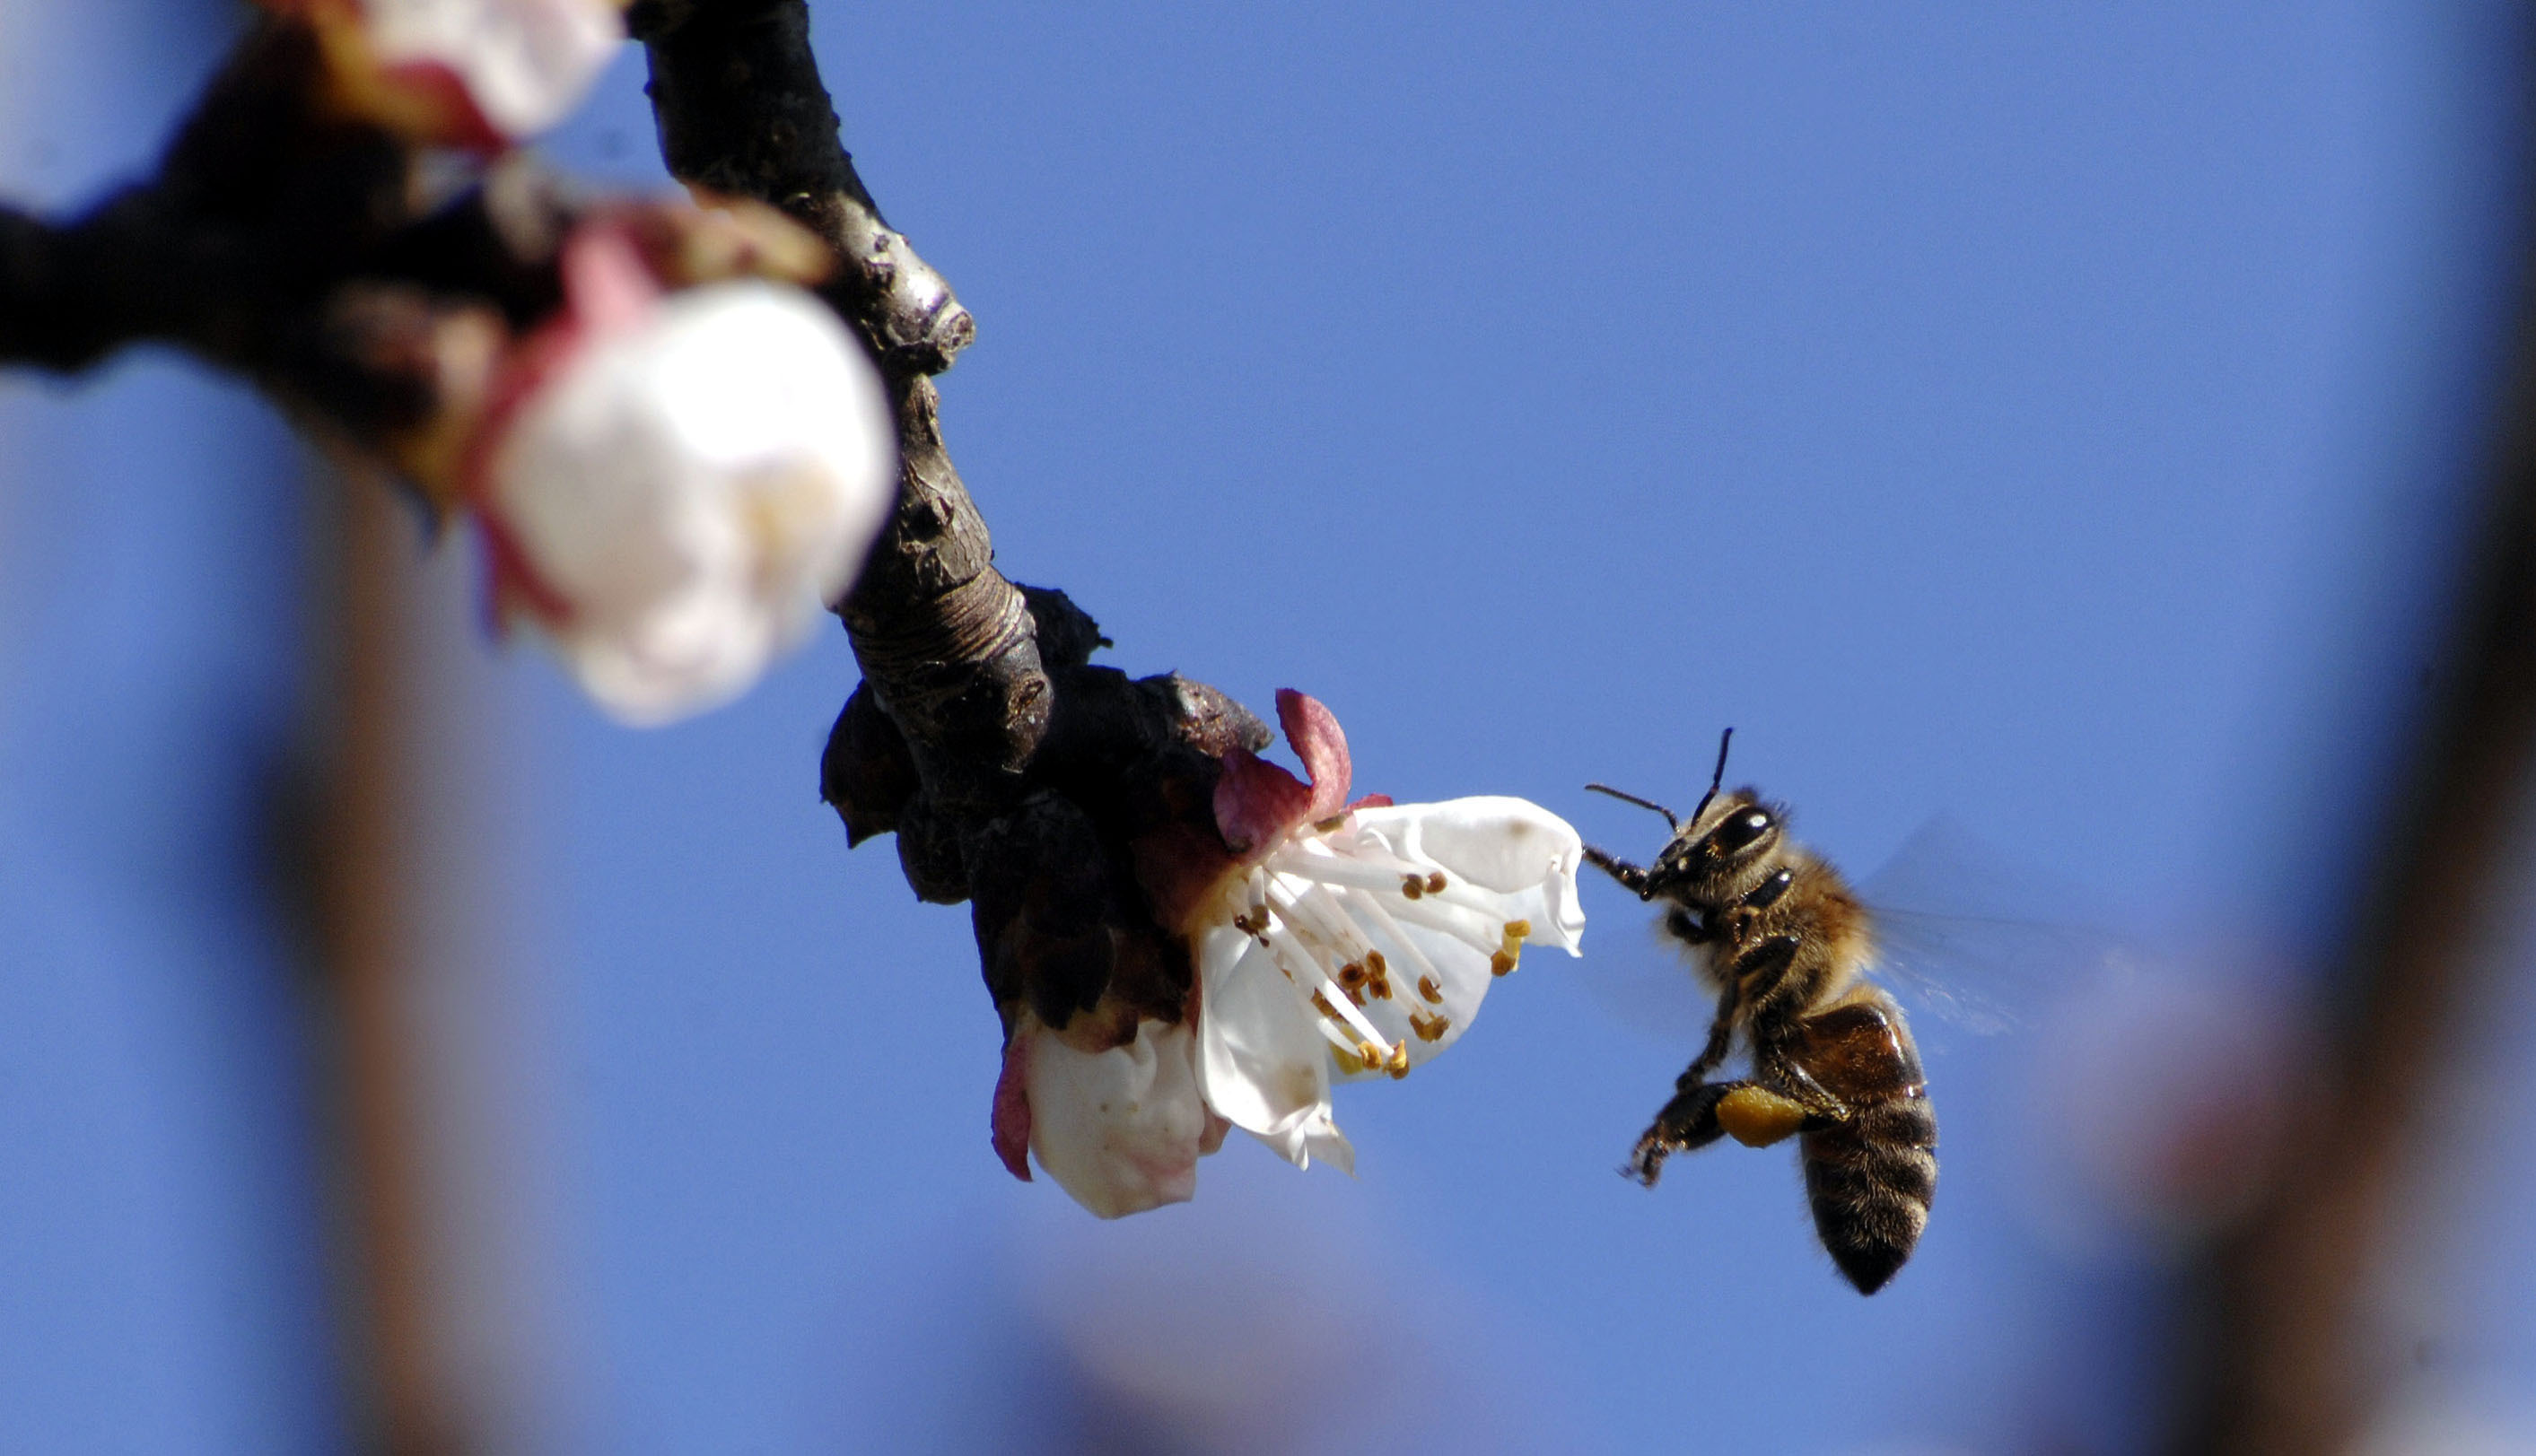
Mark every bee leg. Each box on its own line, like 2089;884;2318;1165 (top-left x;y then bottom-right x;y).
1627;1079;1736;1187
1751;1051;1852;1129
1582;846;1653;900
1674;978;1744;1091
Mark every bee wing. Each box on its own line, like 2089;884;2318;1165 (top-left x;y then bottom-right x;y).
1860;907;2108;1036
1854;817;2124;1042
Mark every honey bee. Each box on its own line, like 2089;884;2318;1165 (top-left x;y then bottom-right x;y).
1583;729;1937;1295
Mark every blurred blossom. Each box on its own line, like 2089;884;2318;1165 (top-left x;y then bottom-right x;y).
472;221;895;724
2354;1384;2536;1456
268;0;624;150
2021;948;2314;1251
1005;692;1584;1217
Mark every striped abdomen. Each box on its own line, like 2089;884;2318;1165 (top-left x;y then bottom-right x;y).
1795;994;1937;1295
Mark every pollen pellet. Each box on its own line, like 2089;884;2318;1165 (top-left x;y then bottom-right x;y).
1401;875;1424;900
1426;872;1447;894
1490;950;1517;976
1418;974;1443;1003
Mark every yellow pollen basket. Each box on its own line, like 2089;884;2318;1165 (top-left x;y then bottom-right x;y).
1715;1086;1809;1148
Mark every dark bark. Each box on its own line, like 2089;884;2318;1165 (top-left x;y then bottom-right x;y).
630;0;973;374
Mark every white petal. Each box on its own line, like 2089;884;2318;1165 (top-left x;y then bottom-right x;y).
1350;796;1587;952
1193;923;1346;1169
363;0;624;138
1322;888;1500;1076
489;281;896;724
1025;1018;1214;1219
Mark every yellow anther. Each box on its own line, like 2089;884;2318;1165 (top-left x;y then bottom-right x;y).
1490;950;1517;977
1357;1041;1383;1068
1367;950;1387;974
1334;1043;1368;1075
1411;1012;1448;1042
1418;974;1444;1003
1503;920;1531;941
1369;974;1393;1000
1387;1045;1410;1078
1426;872;1447;894
1345;984;1366;1007
1312;990;1343;1022
1339;963;1369;988
1400;875;1424;900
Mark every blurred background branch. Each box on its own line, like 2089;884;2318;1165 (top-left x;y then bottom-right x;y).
2163;27;2536;1452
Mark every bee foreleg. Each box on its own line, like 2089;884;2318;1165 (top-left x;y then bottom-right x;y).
1582;846;1653;900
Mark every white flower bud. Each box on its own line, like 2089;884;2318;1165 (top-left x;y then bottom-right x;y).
484;278;896;724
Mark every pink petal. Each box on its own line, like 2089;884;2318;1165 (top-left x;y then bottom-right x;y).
991;1035;1034;1182
1212;747;1314;857
1348;793;1395;810
558;223;662;336
1275;689;1353;821
460;222;665;505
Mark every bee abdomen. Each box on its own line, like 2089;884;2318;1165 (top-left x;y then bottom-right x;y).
1801;1095;1937;1295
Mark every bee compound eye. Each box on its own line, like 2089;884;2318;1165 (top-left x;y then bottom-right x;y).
1711;808;1773;854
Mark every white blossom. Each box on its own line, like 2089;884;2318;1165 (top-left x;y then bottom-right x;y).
1192;793;1586;1171
999;690;1585;1216
1001;1016;1229;1219
478;225;896;724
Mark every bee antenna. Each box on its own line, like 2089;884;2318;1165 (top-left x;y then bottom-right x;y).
1584;782;1677;830
1686;727;1735;826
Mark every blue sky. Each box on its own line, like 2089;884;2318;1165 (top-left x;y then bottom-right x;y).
5;2;2536;1452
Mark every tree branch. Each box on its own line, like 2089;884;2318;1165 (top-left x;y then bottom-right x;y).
2161;127;2536;1456
636;0;1268;1047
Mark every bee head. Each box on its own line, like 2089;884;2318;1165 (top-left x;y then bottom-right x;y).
1587;729;1787;907
1660;789;1785;893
